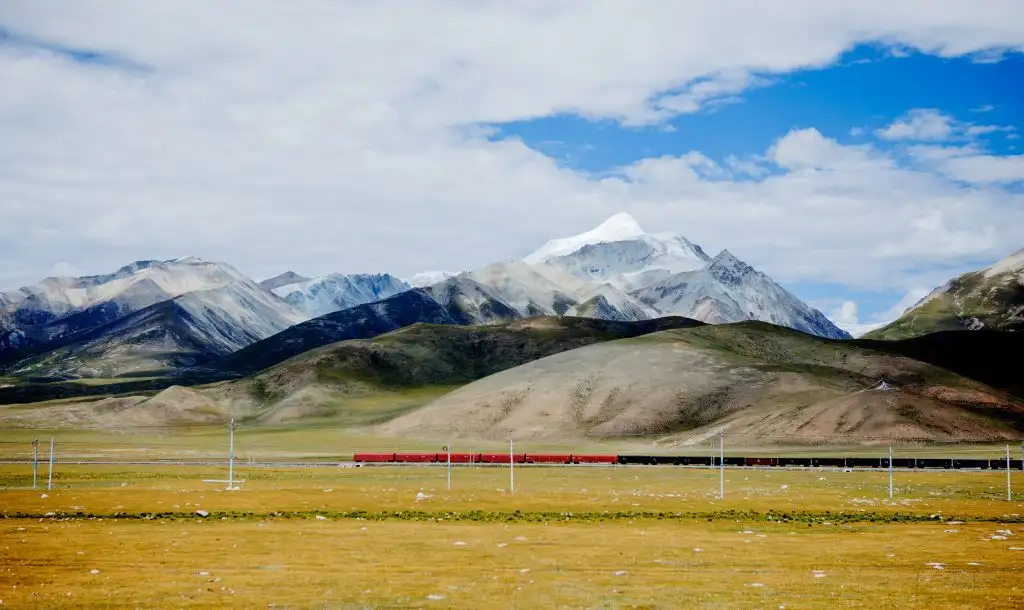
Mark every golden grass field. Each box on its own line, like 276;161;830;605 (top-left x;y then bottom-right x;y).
2;460;1024;608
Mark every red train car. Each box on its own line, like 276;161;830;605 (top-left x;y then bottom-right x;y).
525;454;572;464
480;453;527;464
744;457;777;466
353;453;395;462
394;452;437;463
438;453;474;463
571;454;618;464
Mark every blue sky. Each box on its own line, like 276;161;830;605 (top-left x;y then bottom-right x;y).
488;44;1023;331
492;46;1022;173
1;3;1023;337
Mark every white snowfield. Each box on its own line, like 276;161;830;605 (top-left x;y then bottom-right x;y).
406;270;459;288
270;273;411;319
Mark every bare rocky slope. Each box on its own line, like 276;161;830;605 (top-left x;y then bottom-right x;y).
379;322;1024;445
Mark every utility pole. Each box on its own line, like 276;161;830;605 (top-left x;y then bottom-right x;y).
889;445;894;499
509;438;515;495
718;431;725;499
1008;445;1013;502
47;437;54;490
446;443;452;491
228;418;238;490
32;438;39;490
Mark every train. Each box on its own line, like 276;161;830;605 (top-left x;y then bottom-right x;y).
353;452;1024;470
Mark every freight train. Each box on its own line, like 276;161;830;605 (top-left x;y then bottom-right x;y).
353;452;1024;469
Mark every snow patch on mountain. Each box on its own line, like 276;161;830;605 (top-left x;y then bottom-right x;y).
451;261;656;322
271;273;411;319
407;271;459;287
524;212;646;263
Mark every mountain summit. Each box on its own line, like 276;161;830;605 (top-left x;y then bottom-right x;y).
524;212;711;290
520;213;848;339
524;212;647;263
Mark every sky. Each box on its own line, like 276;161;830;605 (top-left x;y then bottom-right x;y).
1;1;1023;336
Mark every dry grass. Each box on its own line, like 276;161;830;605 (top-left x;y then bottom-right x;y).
2;464;1023;608
3;518;1024;608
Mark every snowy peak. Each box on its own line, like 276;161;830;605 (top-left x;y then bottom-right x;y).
707;250;755;285
260;271;311;291
524;213;710;291
523;212;647;263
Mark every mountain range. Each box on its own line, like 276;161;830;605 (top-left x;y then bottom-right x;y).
1;213;1018;387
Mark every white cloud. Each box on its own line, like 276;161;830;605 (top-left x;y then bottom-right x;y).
875;109;955;141
875;108;1014;142
971;104;996;113
934;154;1024;184
0;1;1023;295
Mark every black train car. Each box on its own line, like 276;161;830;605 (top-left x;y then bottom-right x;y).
744;457;778;466
810;457;846;468
953;458;990;469
845;457;883;468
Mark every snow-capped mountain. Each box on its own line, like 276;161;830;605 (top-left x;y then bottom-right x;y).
633;250;851;339
524;212;711;291
10;280;306;378
0;258;270;359
269;273;411;319
407;270;459;288
523;213;849;339
0;258;305;376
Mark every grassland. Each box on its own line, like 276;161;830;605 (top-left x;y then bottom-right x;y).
2;463;1023;608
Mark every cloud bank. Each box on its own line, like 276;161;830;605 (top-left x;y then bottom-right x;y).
1;1;1022;303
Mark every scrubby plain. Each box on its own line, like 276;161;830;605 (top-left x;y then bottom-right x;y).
2;461;1023;608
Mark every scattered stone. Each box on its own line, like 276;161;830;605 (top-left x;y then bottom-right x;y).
520;569;530;574
315;515;327;521
748;583;765;588
693;548;703;552
812;571;826;578
426;594;445;601
497;543;508;548
968;562;983;566
925;563;945;570
1009;547;1024;551
40;494;48;499
946;521;964;525
453;541;467;546
614;571;628;577
195;510;209;518
90;569;100;575
944;529;958;533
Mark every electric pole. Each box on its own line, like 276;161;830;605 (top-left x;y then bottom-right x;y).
47;437;54;490
719;431;725;499
1008;445;1013;502
889;445;893;499
509;438;515;494
228;418;239;490
446;443;451;491
32;438;39;490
